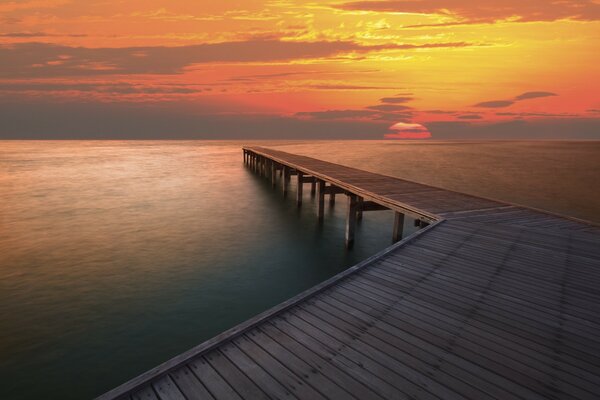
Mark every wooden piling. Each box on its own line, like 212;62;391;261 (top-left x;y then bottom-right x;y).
393;212;405;243
316;180;325;220
271;161;276;187
282;166;288;197
296;171;303;206
357;197;364;221
346;194;358;248
311;180;316;196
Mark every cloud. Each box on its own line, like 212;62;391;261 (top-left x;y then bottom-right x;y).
335;1;600;24
0;32;87;38
0;40;473;78
496;112;577;117
380;96;413;103
308;84;399;90
514;91;557;101
0;0;69;13
0;82;203;94
0;100;390;139
385;122;431;139
295;109;380;120
474;100;515;108
474;90;559;108
367;104;412;111
457;114;483;119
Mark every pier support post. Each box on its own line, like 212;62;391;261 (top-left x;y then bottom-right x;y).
393;212;405;243
316;180;325;220
296;172;304;207
282;166;289;197
329;187;336;207
346;194;358;248
357;197;364;221
311;180;316;196
271;162;277;187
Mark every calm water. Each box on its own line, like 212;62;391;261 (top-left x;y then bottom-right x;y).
0;141;412;400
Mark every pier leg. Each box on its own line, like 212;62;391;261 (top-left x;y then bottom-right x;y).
357;197;363;221
393;212;405;243
282;166;288;197
311;180;316;196
296;172;304;207
346;194;358;248
329;187;336;207
271;162;276;187
316;180;325;221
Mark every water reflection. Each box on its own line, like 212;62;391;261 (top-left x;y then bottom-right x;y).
0;141;404;399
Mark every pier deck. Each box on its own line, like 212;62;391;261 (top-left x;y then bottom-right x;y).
99;147;600;400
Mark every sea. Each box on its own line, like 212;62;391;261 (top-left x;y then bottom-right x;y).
1;140;598;399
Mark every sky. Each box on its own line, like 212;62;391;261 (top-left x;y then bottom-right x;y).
0;0;599;139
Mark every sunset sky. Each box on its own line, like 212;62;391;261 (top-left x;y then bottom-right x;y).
1;0;599;139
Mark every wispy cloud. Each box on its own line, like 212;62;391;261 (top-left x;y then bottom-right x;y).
295;109;380;120
0;40;474;78
367;104;412;111
474;91;559;108
380;96;413;104
335;1;600;24
0;32;87;38
514;91;557;100
474;100;515;108
0;82;205;94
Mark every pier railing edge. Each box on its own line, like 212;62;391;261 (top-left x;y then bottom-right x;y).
96;219;444;400
244;146;440;223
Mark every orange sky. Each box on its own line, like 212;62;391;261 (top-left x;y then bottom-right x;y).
1;0;599;139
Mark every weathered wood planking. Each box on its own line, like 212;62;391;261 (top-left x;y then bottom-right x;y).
98;147;600;400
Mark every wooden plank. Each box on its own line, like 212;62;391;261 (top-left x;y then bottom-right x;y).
170;366;215;400
131;386;159;400
233;335;327;399
152;375;185;400
189;357;243;400
205;350;269;400
219;341;293;400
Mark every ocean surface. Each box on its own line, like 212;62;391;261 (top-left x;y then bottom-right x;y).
1;140;598;399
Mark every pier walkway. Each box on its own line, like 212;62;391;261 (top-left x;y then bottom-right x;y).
99;147;600;400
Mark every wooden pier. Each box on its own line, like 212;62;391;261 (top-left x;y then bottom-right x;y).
99;147;600;400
